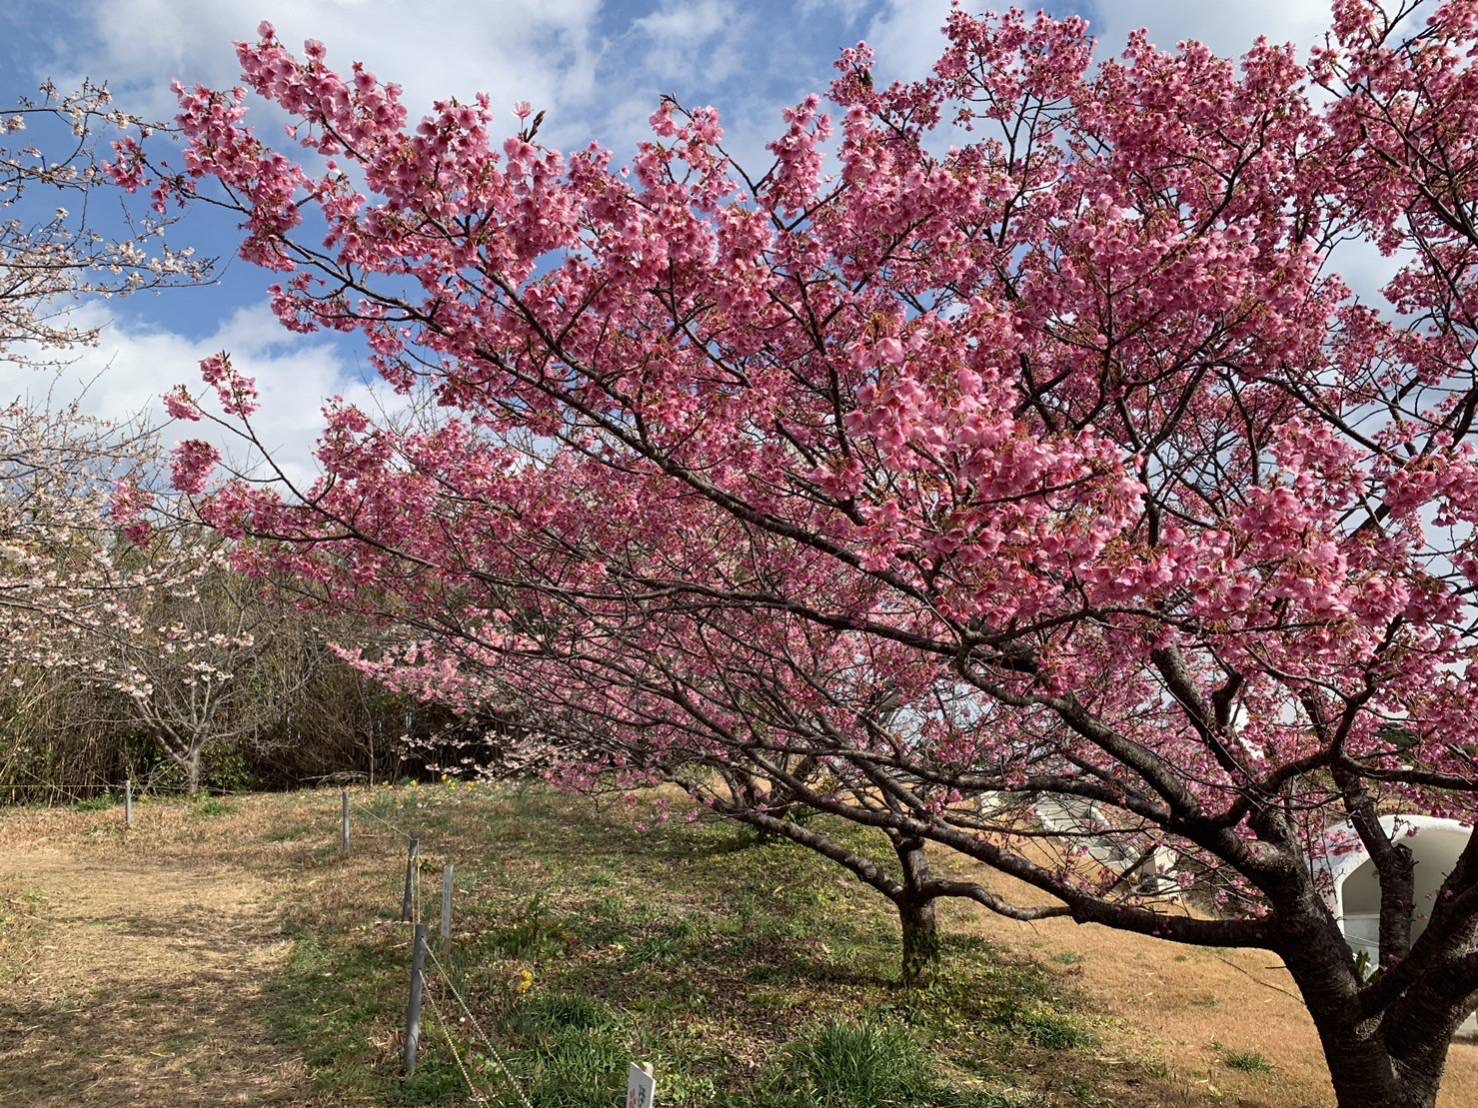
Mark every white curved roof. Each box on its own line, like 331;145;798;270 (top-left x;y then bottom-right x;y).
1310;814;1473;909
1307;814;1478;1036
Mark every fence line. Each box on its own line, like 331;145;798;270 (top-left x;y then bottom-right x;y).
402;922;429;1077
425;942;536;1108
1;776;334;801
352;788;540;1105
423;983;490;1102
334;786;542;1103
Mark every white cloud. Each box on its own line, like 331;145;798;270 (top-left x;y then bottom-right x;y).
31;0;603;144
628;1;752;100
635;0;735;47
862;0;953;85
799;0;871;24
0;301;387;490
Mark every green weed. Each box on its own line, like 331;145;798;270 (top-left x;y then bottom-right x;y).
1214;1042;1275;1074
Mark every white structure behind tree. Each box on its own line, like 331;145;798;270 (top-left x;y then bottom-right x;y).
1313;815;1478;1038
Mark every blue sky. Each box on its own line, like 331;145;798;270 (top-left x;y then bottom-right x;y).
0;0;1347;480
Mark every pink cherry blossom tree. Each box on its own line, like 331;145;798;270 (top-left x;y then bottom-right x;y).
340;597;1047;986
133;3;1478;1102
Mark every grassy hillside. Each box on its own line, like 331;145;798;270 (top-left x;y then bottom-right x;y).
2;783;1405;1106
265;785;1146;1107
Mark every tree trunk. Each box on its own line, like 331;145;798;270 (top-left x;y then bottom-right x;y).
1281;924;1452;1108
183;747;202;796
898;893;940;988
892;834;941;987
1372;986;1467;1108
1317;1028;1445;1108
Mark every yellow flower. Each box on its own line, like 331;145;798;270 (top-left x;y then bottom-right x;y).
514;968;534;994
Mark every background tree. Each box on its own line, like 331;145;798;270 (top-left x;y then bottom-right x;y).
95;530;317;794
2;80;206;368
0;80;450;797
0;406;279;793
0;403;478;796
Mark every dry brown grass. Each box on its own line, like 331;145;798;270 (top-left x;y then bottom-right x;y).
0;794;324;1106
935;855;1478;1108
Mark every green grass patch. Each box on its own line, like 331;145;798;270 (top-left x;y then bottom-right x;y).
480;893;580;960
754;1017;1011;1108
71;793;120;811
987;996;1094;1050
254;786;1161;1106
1214;1042;1274;1074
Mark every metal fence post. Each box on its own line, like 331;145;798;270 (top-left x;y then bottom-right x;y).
403;923;428;1077
340;790;350;854
440;863;454;958
401;833;420;922
124;778;132;829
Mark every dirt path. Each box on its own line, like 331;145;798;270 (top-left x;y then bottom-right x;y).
0;849;308;1106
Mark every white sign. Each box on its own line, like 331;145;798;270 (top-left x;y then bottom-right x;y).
626;1062;656;1108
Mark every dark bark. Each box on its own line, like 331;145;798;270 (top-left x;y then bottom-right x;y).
1377;842;1417;972
1280;918;1453;1108
1333;764;1415;971
899;893;940;988
1376;954;1478;1108
891;834;941;987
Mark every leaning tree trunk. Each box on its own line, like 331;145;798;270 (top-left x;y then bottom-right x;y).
891;834;941;988
1282;923;1456;1108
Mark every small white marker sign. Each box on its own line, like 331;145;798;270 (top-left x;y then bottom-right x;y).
626;1061;656;1108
